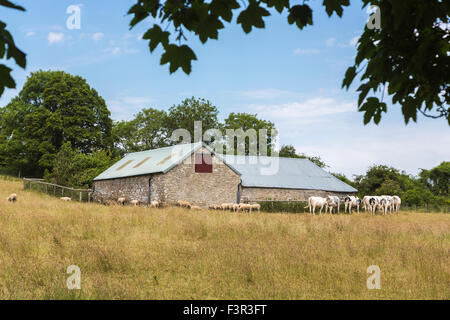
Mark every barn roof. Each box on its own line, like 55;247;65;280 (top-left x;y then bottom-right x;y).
221;155;358;193
94;142;357;193
93;142;206;181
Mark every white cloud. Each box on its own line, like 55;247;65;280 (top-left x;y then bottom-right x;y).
108;96;154;120
92;32;104;41
251;97;356;123
26;31;36;37
326;38;336;47
111;47;121;55
48;32;64;44
294;48;320;55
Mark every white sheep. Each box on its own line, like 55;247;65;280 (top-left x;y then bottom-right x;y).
238;203;252;213
190;205;202;211
7;193;17;203
117;197;127;205
150;201;159;208
221;203;234;210
177;200;191;208
250;203;261;213
130;200;139;206
60;197;72;202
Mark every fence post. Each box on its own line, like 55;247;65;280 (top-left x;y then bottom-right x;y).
79;191;82;202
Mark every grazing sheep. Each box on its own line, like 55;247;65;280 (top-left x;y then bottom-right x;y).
221;203;234;210
190;205;202;211
117;197;127;206
7;193;17;202
250;203;261;213
238;203;252;213
208;204;220;210
177;200;191;208
232;204;240;212
150;201;159;208
60;197;72;202
130;200;139;206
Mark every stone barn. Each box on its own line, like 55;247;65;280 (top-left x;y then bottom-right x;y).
93;142;357;206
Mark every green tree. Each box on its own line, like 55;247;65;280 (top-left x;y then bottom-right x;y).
223;113;276;156
0;1;26;97
354;165;404;195
113;107;169;154
279;144;328;168
419;162;450;196
166;97;219;143
375;179;403;196
128;0;449;125
0;70;113;177
45;142;118;188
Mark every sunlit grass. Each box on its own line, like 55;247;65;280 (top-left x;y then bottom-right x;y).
0;179;449;299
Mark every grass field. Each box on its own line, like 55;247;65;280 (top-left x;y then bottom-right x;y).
0;178;449;300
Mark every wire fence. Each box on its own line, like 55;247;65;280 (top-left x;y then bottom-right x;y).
23;178;93;202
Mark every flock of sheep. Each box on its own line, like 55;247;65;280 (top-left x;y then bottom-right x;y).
7;192;400;216
306;195;402;215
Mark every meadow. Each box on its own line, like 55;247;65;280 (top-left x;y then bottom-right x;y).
0;178;448;300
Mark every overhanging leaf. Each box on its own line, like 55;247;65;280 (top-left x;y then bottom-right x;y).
143;24;170;52
237;1;270;34
287;5;313;30
160;44;197;74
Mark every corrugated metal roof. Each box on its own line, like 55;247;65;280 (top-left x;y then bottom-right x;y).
93;142;204;181
221;155;358;193
94;142;357;193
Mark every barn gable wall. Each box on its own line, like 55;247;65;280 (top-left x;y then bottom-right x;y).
241;187;354;202
151;148;240;206
93;148;241;206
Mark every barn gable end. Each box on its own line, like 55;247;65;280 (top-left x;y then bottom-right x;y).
150;147;241;206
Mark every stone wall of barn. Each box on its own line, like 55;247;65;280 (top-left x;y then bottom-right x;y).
151;149;241;206
240;187;354;202
93;175;151;204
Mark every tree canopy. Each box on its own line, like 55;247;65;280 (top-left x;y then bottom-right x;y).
0;70;113;176
44;141;118;189
1;1;448;125
223;112;276;155
112;97;277;156
128;0;449;125
353;164;449;208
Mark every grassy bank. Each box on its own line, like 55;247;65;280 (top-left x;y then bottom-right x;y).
0;179;448;299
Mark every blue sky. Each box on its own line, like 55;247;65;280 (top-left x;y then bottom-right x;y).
1;0;449;177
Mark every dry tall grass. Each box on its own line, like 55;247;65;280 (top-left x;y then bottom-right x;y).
0;179;449;299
